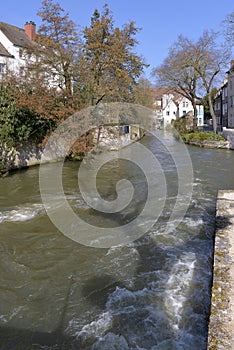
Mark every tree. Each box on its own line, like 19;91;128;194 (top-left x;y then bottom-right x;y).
189;31;230;133
76;4;147;105
0;83;53;143
152;35;201;129
223;11;234;47
201;88;218;120
152;32;229;133
0;84;53;175
132;77;155;108
34;0;81;101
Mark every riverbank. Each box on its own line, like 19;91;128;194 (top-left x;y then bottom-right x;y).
3;124;143;175
207;190;234;349
183;139;230;149
182;131;230;149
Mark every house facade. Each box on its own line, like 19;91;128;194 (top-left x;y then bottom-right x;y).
0;21;36;77
152;88;204;128
214;61;234;130
227;62;234;128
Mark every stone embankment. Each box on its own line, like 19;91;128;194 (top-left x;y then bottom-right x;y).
223;128;234;149
184;139;230;149
207;190;234;349
12;124;142;170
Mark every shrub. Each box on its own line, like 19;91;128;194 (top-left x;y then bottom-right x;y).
182;131;225;142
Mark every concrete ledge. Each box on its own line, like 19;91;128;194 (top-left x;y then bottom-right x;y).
207;190;234;349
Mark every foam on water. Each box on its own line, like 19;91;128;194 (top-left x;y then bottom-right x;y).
91;332;129;350
0;203;44;223
74;311;113;341
164;252;196;331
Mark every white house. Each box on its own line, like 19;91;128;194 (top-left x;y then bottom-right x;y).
153;88;204;128
0;21;36;77
162;93;177;126
0;21;71;92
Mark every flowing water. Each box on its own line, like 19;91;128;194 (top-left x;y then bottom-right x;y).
1;132;234;350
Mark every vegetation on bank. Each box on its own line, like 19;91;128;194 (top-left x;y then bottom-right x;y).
2;0;234;175
171;115;226;147
0;0;155;176
182;131;225;142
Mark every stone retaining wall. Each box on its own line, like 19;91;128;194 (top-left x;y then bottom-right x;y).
184;139;230;149
12;125;142;170
222;128;234;150
207;190;234;349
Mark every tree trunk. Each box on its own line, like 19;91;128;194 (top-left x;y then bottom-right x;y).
192;99;198;130
64;73;72;99
208;93;217;133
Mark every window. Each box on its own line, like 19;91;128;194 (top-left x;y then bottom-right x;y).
183;110;186;116
166;111;170;116
19;67;24;76
230;96;234;108
197;106;203;115
0;63;5;73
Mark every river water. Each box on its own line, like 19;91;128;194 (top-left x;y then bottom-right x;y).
1;132;234;350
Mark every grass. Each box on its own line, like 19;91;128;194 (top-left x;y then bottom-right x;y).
182;131;225;142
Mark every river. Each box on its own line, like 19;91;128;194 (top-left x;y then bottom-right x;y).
1;131;234;350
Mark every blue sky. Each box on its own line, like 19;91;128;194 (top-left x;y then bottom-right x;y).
1;0;234;81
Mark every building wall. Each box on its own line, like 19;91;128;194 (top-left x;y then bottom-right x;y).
161;94;177;126
177;97;193;117
214;62;234;130
228;71;234;128
0;30;27;75
155;93;204;128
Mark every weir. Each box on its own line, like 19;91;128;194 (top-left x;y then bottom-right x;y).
207;190;234;349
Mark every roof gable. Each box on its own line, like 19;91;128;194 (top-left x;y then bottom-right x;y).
0;22;34;49
0;42;13;57
152;87;182;101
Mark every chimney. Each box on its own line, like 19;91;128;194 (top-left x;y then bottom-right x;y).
25;21;36;41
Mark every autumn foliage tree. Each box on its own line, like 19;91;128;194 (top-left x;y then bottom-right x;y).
132;78;155;109
33;0;81;102
76;4;147;106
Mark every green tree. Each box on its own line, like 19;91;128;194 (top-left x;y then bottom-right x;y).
76;4;147;105
0;84;52;143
